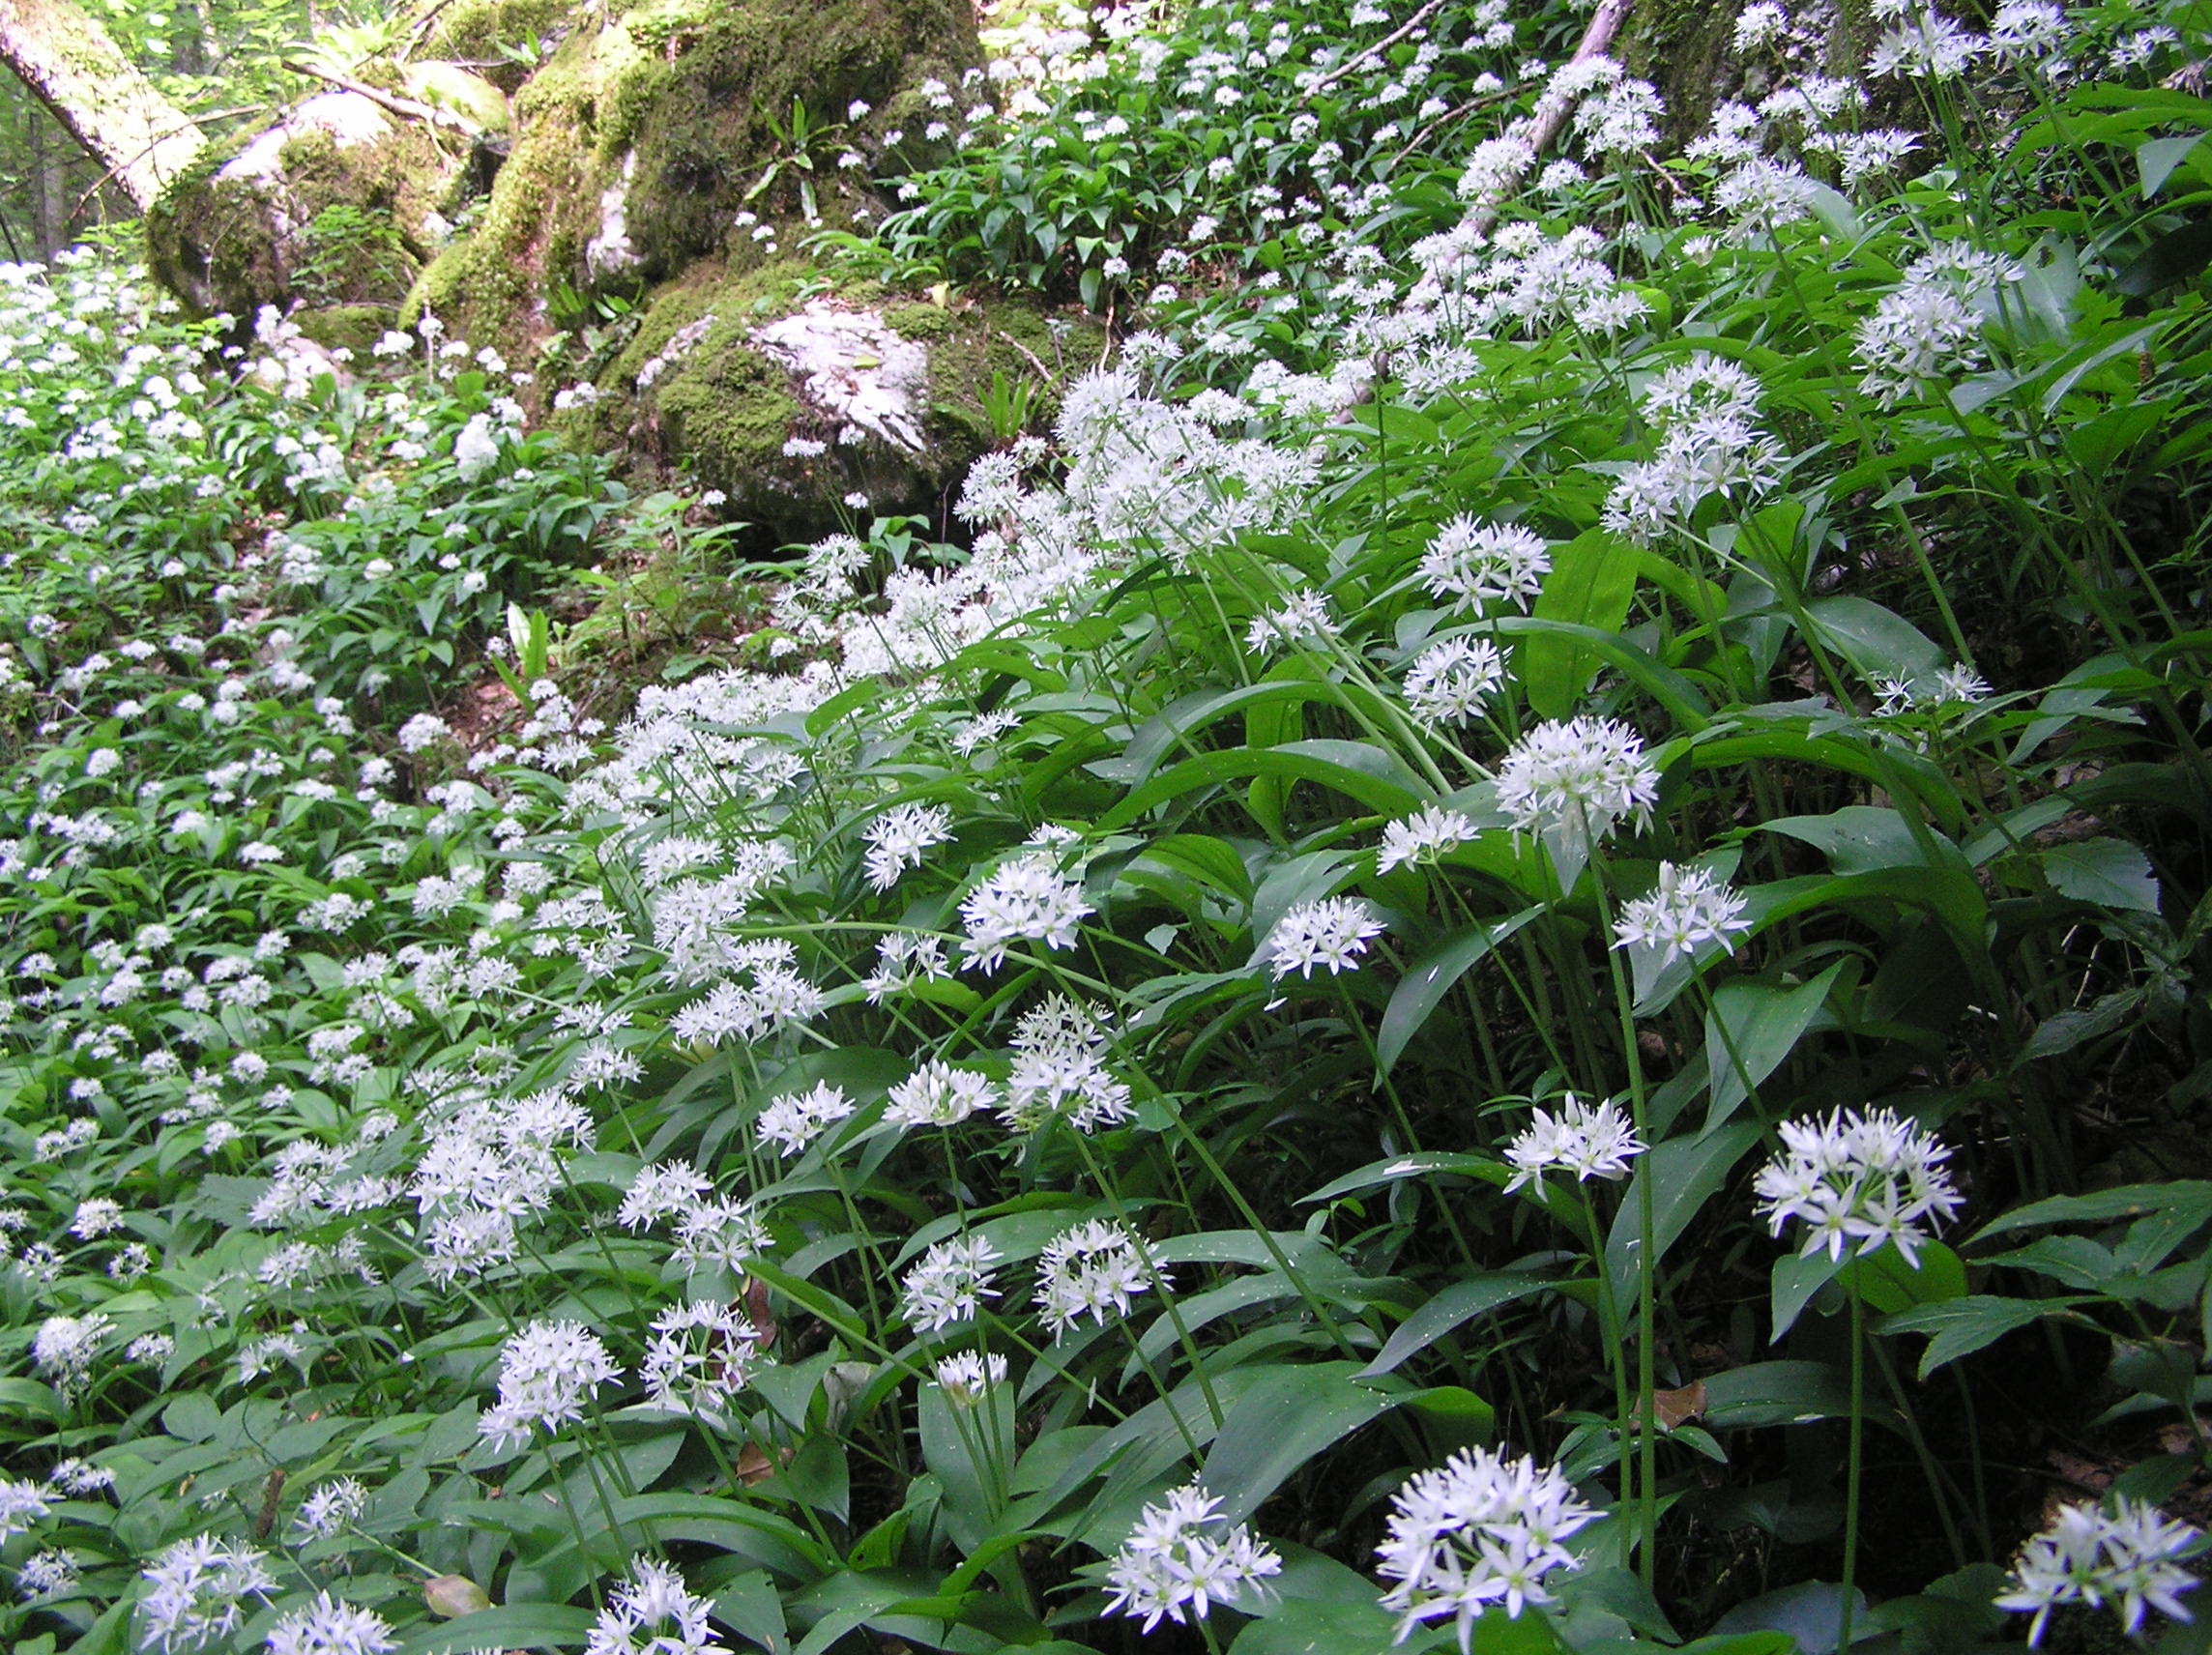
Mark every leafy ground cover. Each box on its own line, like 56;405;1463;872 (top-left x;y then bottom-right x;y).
8;0;2212;1652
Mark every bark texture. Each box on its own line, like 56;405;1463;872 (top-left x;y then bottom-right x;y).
0;0;202;211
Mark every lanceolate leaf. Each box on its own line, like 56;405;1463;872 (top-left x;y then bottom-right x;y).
1376;905;1546;1074
1879;1294;2098;1381
1202;1362;1402;1523
1523;529;1641;720
1608;1122;1765;1316
1360;1270;1561;1377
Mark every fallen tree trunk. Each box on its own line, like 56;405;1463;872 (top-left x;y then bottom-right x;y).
0;0;204;213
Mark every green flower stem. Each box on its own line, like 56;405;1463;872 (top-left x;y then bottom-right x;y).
1589;865;1659;1592
1070;1128;1225;1431
1841;1278;1866;1654
1576;1176;1637;1519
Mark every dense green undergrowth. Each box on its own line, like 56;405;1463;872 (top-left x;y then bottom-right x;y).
9;0;2212;1652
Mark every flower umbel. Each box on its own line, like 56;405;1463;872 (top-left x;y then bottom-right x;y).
1496;716;1659;877
900;1235;1003;1332
1502;1095;1647;1195
960;853;1092;973
1376;1446;1600;1651
135;1535;276;1654
1612;862;1751;962
585;1556;732;1655
264;1590;399;1655
1103;1481;1284;1630
477;1321;623;1452
1035;1218;1167;1339
1263;896;1386;979
1752;1106;1963;1265
1995;1496;2201;1645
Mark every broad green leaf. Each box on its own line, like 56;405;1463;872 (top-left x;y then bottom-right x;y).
1201;1362;1399;1523
1360;1271;1561;1376
1878;1293;2095;1381
1234;1598;1432;1655
1703;962;1846;1128
1302;1150;1510;1206
394;1605;597;1654
1711;1580;1866;1653
1376;906;1545;1074
1700;1359;1856;1429
1849;1239;1968;1315
1607;1121;1763;1316
1802;596;1945;682
2042;837;2161;914
1524;529;1640;719
1097;739;1422;831
1770;1248;1848;1343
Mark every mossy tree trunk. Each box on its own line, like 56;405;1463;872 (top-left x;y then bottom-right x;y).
0;0;203;212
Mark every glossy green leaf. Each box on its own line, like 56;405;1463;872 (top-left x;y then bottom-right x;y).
1377;905;1545;1074
393;1606;597;1655
1607;1121;1764;1316
1524;529;1640;719
1703;962;1845;1127
1201;1362;1399;1523
1878;1294;2095;1381
1361;1271;1560;1376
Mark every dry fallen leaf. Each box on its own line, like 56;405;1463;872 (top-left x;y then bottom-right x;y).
1653;1381;1708;1433
425;1575;493;1618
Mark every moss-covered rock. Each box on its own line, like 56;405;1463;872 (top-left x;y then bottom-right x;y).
426;0;583;72
144;79;505;321
404;0;978;363
1618;0;1860;144
293;303;397;356
600;258;1093;545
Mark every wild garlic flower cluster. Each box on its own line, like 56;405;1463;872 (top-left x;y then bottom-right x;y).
1375;1447;1601;1649
1612;862;1752;963
900;1235;1003;1332
478;1321;623;1453
1263;895;1388;979
1419;517;1551;613
886;1059;1000;1129
585;1557;731;1655
1034;1218;1167;1339
1402;635;1506;727
1002;993;1135;1133
1104;1482;1284;1630
1502;1095;1646;1195
1496;716;1660;875
1601;353;1783;545
1753;1106;1963;1265
640;1299;766;1424
1995;1497;2202;1645
265;1590;399;1655
1855;243;2022;409
959;852;1093;973
934;1350;1011;1406
136;1535;276;1654
862;801;955;890
1245;589;1338;653
1378;805;1483;875
755;1081;857;1157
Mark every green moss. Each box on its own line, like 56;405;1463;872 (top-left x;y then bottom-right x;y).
293;304;397;355
915;298;1091;450
884;301;955;341
1618;0;1740;144
406;0;978;356
148;105;451;318
427;0;581;62
402;21;609;351
653;349;800;494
